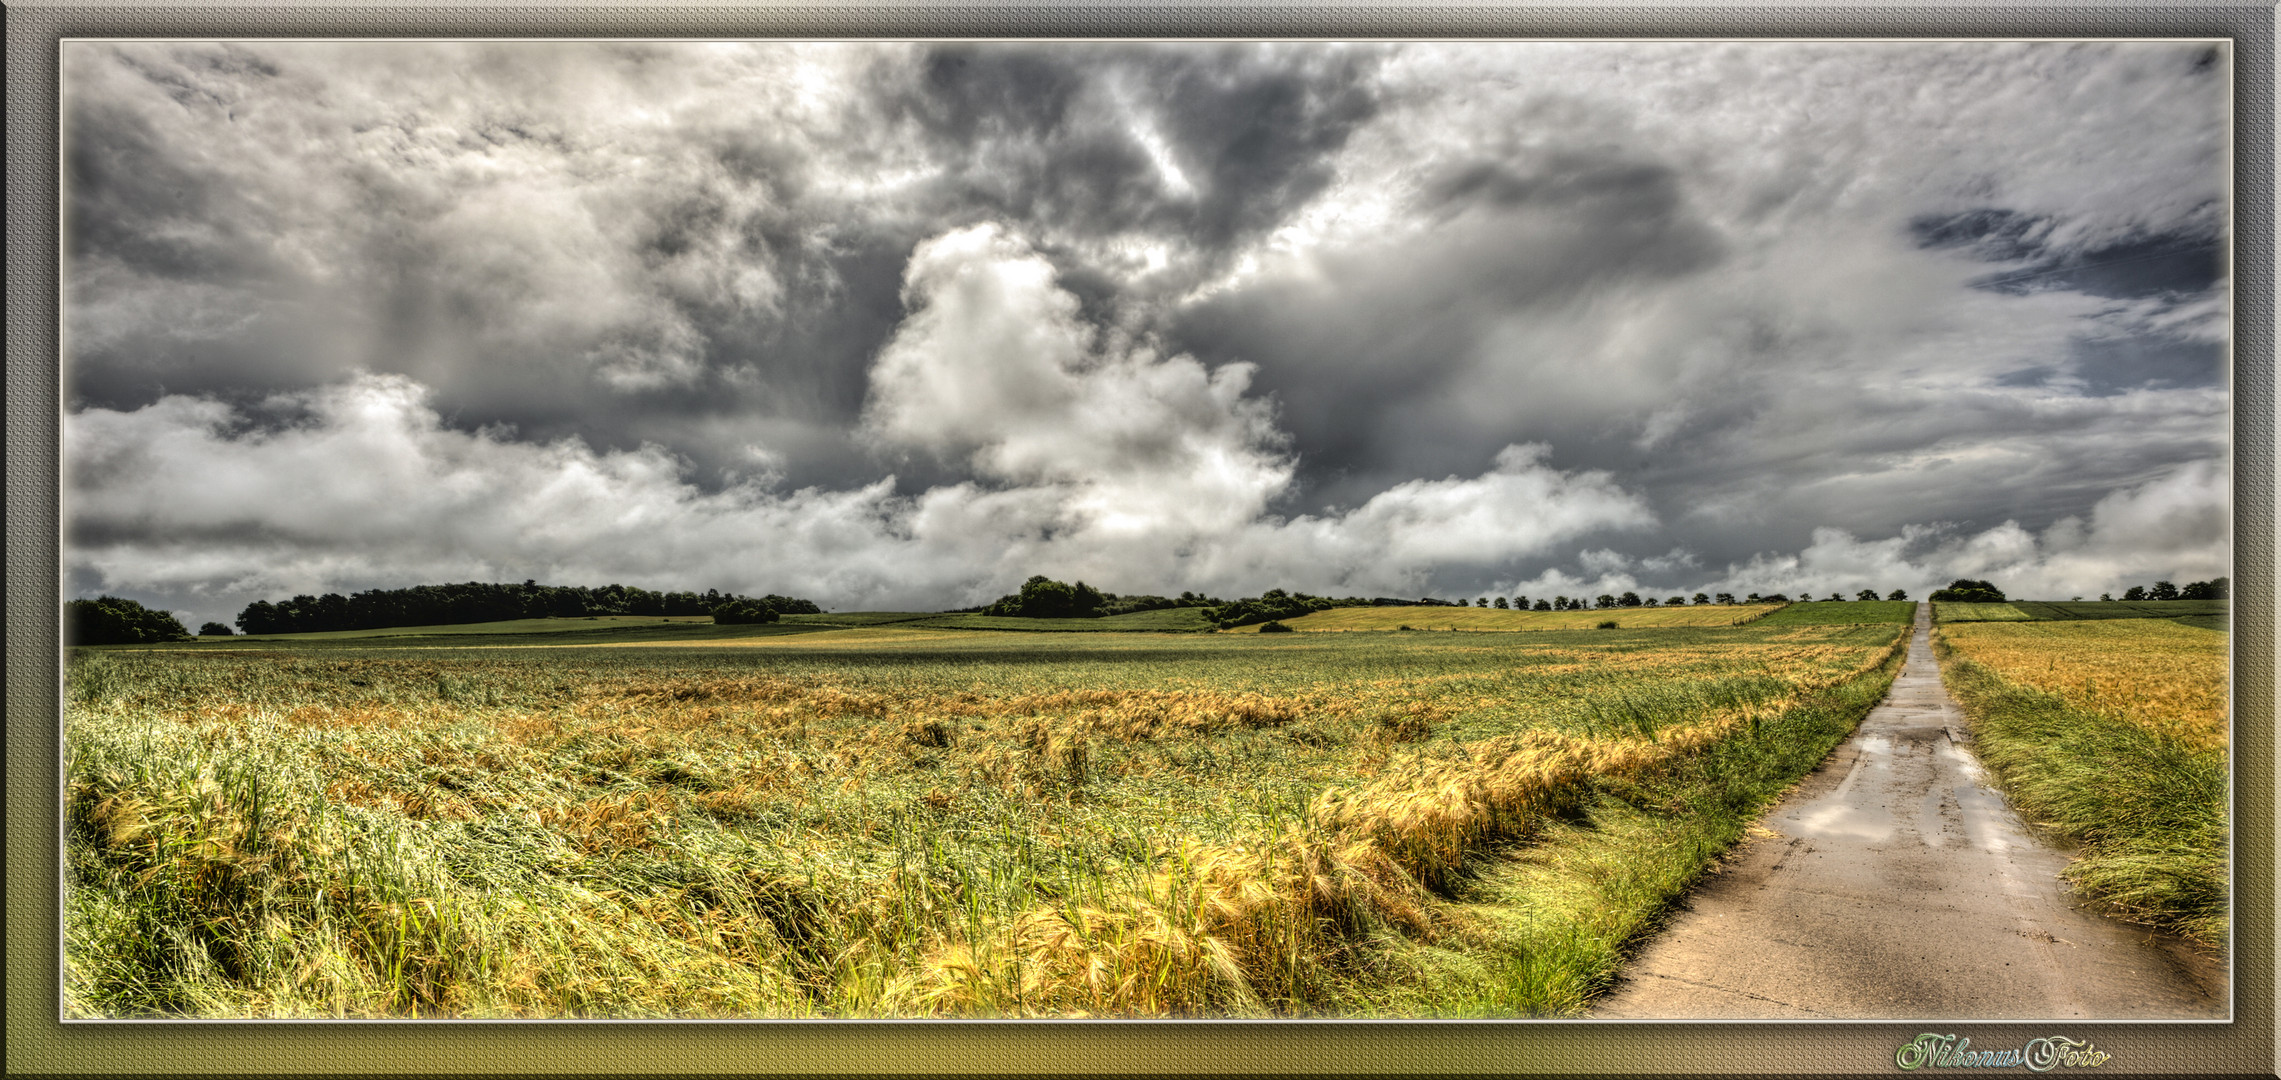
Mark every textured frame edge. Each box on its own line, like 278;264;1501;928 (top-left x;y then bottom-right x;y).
7;4;2272;1076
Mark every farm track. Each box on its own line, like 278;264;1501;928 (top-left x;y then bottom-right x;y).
1594;604;2225;1019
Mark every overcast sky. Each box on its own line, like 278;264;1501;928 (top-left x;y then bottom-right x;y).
62;40;2232;624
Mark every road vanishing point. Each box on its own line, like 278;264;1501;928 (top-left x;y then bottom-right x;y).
1594;603;2225;1020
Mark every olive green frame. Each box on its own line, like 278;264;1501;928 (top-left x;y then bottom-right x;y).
9;4;2271;1075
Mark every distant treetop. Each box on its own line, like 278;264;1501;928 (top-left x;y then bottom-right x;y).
1928;579;2005;603
65;596;190;646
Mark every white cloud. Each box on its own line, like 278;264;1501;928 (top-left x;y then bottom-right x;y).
67;226;1664;625
1684;459;2230;600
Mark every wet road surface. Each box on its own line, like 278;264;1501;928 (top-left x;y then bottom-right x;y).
1594;604;2225;1019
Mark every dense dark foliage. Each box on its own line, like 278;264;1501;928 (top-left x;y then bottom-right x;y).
234;581;818;635
1928;579;2006;603
982;576;1110;618
2177;577;2228;600
1204;588;1381;630
197;622;235;637
709;599;783;625
65;596;191;645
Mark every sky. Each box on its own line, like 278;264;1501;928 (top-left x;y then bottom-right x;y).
61;40;2233;625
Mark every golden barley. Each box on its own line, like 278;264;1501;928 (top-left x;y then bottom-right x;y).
1938;620;2226;749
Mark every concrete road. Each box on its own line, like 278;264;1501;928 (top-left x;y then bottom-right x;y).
1594;604;2225;1020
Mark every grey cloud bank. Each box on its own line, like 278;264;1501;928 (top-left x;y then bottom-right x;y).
61;40;2232;627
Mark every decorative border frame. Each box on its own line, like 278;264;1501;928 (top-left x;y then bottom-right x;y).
8;5;2272;1075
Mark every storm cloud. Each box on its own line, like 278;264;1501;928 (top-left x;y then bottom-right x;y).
61;40;2232;626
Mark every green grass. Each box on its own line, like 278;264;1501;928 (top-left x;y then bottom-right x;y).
133;620;831;651
63;622;1908;1018
908;607;1218;633
1352;650;1904;1016
2171;615;2228;632
779;612;947;627
2009;600;2229;621
1934;641;2226;946
1932;602;2031;623
1750;600;1915;625
218;615;722;640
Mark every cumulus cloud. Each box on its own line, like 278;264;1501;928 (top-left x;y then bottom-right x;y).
1678;459;2231;601
66;228;1663;625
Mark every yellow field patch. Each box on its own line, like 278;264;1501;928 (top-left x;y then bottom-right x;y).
1938;620;2227;749
1273;604;1780;632
1932;602;2030;622
594;625;975;648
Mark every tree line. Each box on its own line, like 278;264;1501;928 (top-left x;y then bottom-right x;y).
232;581;820;635
63;580;824;646
2105;577;2227;602
1465;587;1913;611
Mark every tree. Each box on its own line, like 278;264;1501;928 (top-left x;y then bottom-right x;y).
1533;599;1552;611
1595;594;1618;610
1618;591;1642;607
64;596;190;645
1475;597;1488;608
1553;595;1571;611
1716;593;1735;605
1887;589;1908;601
2122;585;2147;602
2179;577;2229;600
1493;597;1508;609
711;599;780;624
1928;579;2005;603
2099;593;2113;602
2149;580;2180;601
985;575;1107;619
1512;596;1528;610
198;622;234;637
1693;593;1711;606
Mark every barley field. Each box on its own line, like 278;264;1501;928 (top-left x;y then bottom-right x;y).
65;623;1906;1018
1934;618;2228;944
1939;619;2227;750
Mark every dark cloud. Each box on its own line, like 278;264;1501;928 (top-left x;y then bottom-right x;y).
882;43;1384;256
1170;143;1726;507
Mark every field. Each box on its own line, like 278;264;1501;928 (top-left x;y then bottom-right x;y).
1934;599;2227;626
1931;602;2033;622
2008;600;2229;622
1940;620;2227;750
65;621;1907;1018
1936;619;2228;944
1272;604;1780;633
1747;600;1915;626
